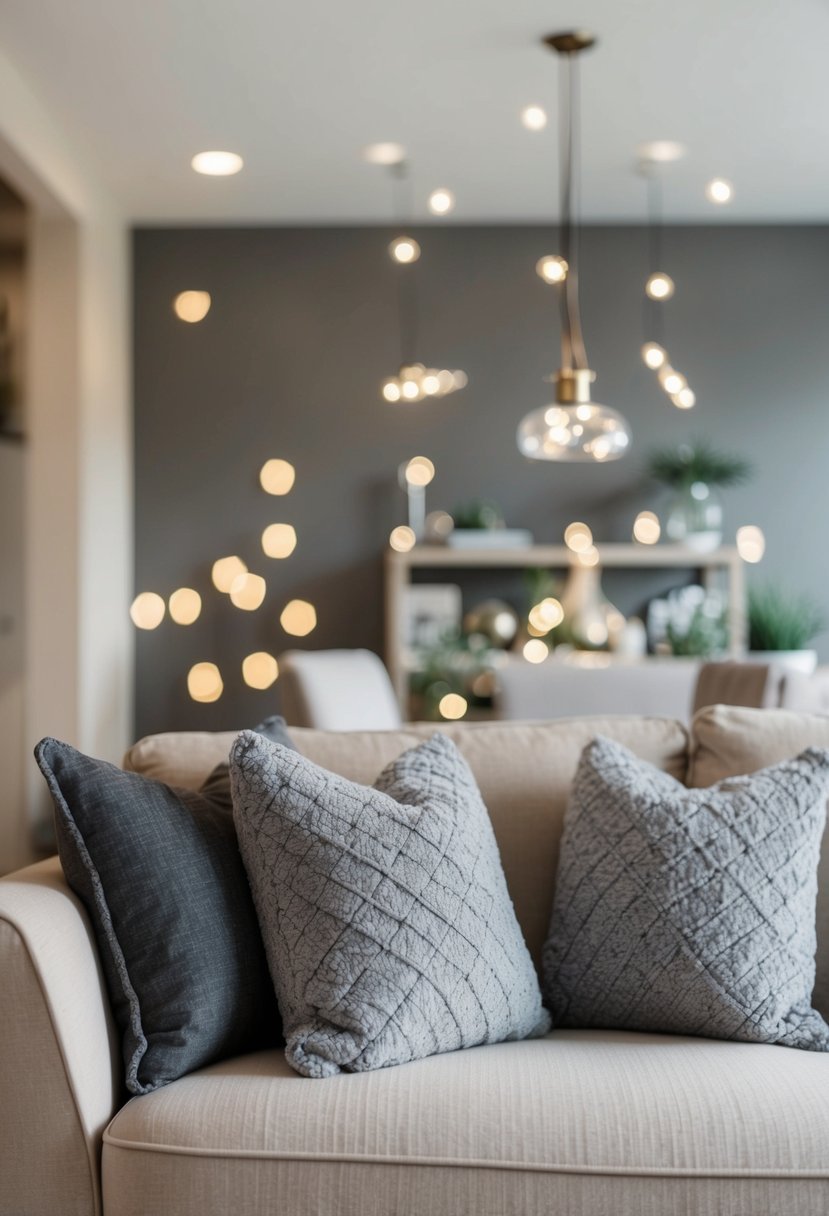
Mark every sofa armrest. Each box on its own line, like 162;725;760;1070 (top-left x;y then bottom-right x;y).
0;857;120;1216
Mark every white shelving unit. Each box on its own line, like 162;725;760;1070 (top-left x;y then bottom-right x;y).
384;543;746;707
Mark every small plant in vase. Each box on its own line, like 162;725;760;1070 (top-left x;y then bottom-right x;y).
647;441;752;553
748;585;824;674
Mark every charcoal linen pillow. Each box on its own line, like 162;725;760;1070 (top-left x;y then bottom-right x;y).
35;715;295;1095
231;730;550;1078
543;736;829;1050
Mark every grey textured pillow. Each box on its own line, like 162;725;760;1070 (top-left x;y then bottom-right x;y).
543;736;829;1050
231;730;550;1077
35;715;295;1094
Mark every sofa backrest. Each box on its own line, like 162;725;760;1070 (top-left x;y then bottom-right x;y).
125;716;688;968
690;704;829;1018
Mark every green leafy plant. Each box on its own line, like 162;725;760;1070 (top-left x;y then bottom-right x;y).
748;585;824;652
647;441;752;490
452;499;505;530
665;606;728;657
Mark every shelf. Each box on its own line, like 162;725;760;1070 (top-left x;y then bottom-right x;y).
387;543;740;570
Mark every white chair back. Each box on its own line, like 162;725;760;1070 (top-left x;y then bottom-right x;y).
279;649;403;730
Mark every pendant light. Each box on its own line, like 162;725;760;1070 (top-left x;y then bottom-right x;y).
518;32;630;462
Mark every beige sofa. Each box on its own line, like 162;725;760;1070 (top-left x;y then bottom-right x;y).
2;706;829;1216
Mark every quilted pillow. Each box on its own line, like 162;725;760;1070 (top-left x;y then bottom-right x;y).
231;730;550;1077
35;715;295;1094
543;736;829;1050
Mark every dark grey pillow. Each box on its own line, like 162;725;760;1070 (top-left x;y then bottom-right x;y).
543;736;829;1050
35;716;295;1094
231;731;551;1078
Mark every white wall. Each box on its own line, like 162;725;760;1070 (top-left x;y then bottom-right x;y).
0;50;131;869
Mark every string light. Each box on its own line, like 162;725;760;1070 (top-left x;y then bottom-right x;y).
130;592;165;630
564;522;593;553
187;662;223;702
523;638;549;664
428;188;455;215
242;652;279;689
521;105;547;131
173;291;211;322
280;599;317;637
168;588;202;625
645;272;675;301
641;342;667;370
404;456;435;487
389;525;416;553
536;255;568;284
260;459;295;495
736;525;765;563
381;364;466;404
389;237;420;264
438;692;468;719
706;178;733;205
229;573;266;611
633;511;661;545
261;523;297;559
212;556;247;593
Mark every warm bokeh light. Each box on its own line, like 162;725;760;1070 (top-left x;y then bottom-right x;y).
633;510;661;545
187;662;223;703
362;142;406;165
242;651;279;690
389;236;421;264
736;525;766;563
706;178;733;205
564;521;593;553
438;692;468;720
404;456;435;487
636;140;687;163
383;380;401;402
661;370;686;395
260;458;296;495
528;597;564;632
674;387;696;409
642;341;667;370
191;151;243;176
645;272;675;301
211;555;247;593
428;188;455;215
168;587;202;625
280;599;317;637
262;523;297;559
426;509;454;540
173;291;211;323
521;105;547;131
536;255;569;284
577;545;601;567
523;638;549;664
389;525;416;553
585;621;608;645
229;573;267;611
129;592;165;630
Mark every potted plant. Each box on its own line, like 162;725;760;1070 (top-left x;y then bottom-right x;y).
748;585;823;674
647;441;752;553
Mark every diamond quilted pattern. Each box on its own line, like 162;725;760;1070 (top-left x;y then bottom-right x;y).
231;731;550;1077
543;736;829;1049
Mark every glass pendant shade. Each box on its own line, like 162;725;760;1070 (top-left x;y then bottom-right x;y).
517;401;630;462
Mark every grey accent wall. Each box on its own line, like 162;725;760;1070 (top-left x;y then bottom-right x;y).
134;225;829;736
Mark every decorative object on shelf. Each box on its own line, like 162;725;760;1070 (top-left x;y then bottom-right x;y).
559;559;625;651
648;441;752;553
517;32;630;463
637;147;696;411
648;585;728;658
463;599;519;649
612;616;648;659
375;160;467;404
402;583;463;652
425;509;455;542
398;455;435;540
748;585;823;674
448;499;533;549
409;629;504;720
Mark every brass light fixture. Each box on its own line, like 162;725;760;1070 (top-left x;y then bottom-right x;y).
518;32;631;462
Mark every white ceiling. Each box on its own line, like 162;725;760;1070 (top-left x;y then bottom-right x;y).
1;0;827;224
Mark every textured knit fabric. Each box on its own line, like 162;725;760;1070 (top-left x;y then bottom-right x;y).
231;731;550;1077
102;1035;829;1216
543;736;829;1049
34;716;292;1095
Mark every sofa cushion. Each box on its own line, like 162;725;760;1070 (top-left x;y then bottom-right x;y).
231;731;550;1076
126;717;688;967
543;736;829;1049
102;1034;829;1216
34;717;292;1094
690;705;829;1018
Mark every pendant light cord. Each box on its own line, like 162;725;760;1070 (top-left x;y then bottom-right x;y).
391;162;419;366
559;51;589;372
644;172;665;346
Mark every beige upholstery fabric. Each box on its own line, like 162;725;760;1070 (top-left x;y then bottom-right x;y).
690;705;829;1018
0;857;121;1216
103;1034;829;1216
125;717;688;966
692;661;783;715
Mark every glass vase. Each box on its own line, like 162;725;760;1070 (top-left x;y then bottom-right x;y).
665;482;723;553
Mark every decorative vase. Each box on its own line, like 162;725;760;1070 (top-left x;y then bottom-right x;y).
665;482;723;553
560;563;624;651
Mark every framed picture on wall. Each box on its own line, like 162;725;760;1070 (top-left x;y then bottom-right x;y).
402;584;462;653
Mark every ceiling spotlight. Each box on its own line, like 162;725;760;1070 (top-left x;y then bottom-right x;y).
191;151;243;176
363;142;406;165
428;188;455;215
705;178;733;205
521;105;548;131
645;272;675;301
389;236;421;264
636;140;687;164
536;255;568;284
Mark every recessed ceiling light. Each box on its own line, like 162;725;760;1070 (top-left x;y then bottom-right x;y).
362;142;406;165
637;140;687;164
705;177;734;204
428;188;455;215
521;105;547;131
191;151;244;176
